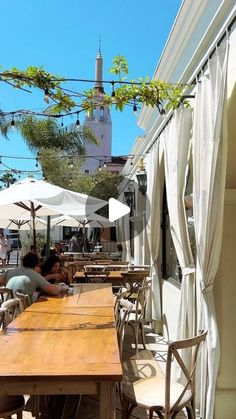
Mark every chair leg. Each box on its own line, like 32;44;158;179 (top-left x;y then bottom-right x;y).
140;322;146;349
149;409;154;419
122;397;135;419
186;405;195;419
17;412;23;419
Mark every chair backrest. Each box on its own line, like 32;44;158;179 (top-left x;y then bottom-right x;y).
1;298;21;325
108;264;129;271
165;330;208;417
0;307;6;330
134;284;151;322
115;298;133;355
129;264;151;271
95;260;113;265
84;265;107;272
122;270;150;283
111;261;129;265
15;291;31;311
84;271;110;283
0;287;14;305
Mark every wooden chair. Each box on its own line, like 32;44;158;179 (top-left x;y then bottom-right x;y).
0;306;25;418
125;284;151;356
122;330;207;419
129;264;151;271
121;270;150;298
84;270;110;283
1;298;21;325
0;287;14;305
108;264;129;271
95;260;113;265
115;297;134;356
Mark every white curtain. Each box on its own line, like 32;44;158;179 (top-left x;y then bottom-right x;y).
164;107;195;342
192;41;229;419
116;192;131;262
123;212;131;262
146;140;163;332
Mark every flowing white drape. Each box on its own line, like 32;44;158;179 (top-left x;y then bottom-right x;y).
164;108;195;347
146;140;163;331
123;212;131;262
116;193;131;262
192;41;229;419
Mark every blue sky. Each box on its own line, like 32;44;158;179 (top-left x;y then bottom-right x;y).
0;0;182;177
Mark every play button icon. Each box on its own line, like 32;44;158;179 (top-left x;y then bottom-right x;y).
108;198;130;222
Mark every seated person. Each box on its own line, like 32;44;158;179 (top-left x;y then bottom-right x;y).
41;243;47;258
49;242;64;256
116;243;123;260
40;255;70;285
0;251;62;302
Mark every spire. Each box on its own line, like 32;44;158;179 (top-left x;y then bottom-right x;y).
95;34;104;92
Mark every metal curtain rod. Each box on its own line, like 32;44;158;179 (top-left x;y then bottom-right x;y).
191;13;236;84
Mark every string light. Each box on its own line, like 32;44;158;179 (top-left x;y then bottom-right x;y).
98;160;102;171
68;157;74;169
11;115;15;127
76;112;80;127
111;81;115;97
133;98;138;114
44;88;50;103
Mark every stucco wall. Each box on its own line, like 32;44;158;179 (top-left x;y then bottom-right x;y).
214;190;236;419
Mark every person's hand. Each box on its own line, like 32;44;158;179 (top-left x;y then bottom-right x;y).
46;273;62;282
59;282;69;293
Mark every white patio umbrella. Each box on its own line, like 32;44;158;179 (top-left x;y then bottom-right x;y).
51;213;116;229
0;177;107;250
0;216;47;231
0;216;47;265
51;214;116;254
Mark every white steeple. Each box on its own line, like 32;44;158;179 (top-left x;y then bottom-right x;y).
83;42;112;173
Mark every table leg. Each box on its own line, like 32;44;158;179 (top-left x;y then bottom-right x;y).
100;382;116;419
31;395;40;419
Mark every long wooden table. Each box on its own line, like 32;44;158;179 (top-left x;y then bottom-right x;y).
0;284;122;419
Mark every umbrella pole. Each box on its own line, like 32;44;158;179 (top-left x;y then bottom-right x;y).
82;224;85;257
16;226;20;267
46;216;51;257
31;202;37;252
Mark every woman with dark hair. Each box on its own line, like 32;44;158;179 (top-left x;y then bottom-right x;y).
40;255;70;285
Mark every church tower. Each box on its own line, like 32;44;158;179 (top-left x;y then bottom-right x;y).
83;46;112;173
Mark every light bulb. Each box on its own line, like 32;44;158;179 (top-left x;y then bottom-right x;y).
44;88;50;103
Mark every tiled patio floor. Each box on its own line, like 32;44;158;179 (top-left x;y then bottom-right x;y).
14;326;198;418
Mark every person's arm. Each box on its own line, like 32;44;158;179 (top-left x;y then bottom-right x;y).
0;273;6;285
44;273;62;282
43;282;60;296
35;272;60;296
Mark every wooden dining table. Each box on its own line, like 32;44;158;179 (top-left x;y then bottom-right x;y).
0;284;122;419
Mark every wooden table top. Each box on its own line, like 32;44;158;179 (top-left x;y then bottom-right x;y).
0;284;122;382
